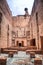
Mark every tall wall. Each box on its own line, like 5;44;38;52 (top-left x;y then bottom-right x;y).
12;15;30;47
30;0;43;49
0;0;12;48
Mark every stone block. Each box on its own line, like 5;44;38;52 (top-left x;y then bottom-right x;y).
34;58;42;65
30;52;35;58
8;52;13;57
0;57;7;65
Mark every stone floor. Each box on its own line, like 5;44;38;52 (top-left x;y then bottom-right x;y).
0;51;43;65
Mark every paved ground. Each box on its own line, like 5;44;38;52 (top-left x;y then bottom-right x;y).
0;51;43;65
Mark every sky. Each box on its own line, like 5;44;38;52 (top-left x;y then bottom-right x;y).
7;0;34;16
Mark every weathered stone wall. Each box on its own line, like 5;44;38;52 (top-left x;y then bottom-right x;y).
30;0;43;49
15;37;27;46
12;15;30;47
0;0;12;48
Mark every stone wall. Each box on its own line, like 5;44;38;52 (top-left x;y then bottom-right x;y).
30;0;43;49
0;0;12;48
12;15;30;47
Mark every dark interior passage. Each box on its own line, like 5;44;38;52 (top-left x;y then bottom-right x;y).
30;39;36;46
41;36;43;50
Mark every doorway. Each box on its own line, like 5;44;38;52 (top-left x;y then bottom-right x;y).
19;43;22;47
16;41;24;47
41;36;43;50
30;39;36;46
